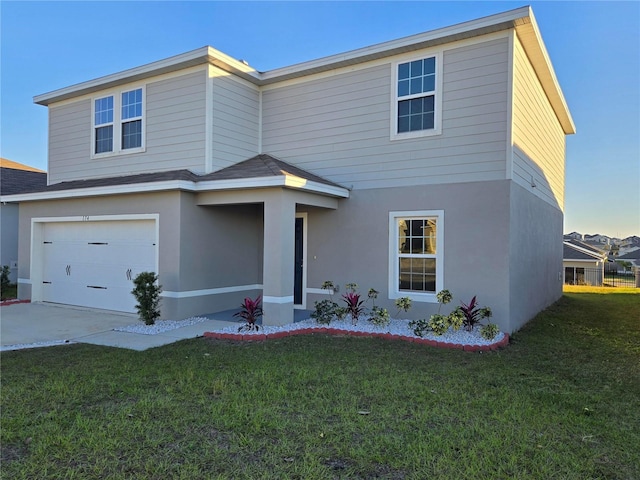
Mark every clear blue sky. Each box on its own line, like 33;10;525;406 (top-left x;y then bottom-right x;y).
1;1;638;238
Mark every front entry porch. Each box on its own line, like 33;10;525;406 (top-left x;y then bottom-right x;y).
197;187;345;326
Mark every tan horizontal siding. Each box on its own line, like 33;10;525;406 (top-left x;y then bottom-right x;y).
512;34;566;209
48;100;91;184
47;71;207;183
211;72;259;169
262;36;509;190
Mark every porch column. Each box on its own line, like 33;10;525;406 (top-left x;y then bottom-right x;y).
262;191;296;326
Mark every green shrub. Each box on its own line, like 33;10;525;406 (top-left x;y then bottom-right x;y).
480;323;500;340
428;314;449;336
395;297;412;315
131;272;162;325
1;265;11;293
314;281;387;326
311;299;340;325
369;306;390;327
448;310;464;331
408;318;430;337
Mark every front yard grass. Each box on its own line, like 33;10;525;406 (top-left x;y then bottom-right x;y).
1;289;638;479
0;283;17;301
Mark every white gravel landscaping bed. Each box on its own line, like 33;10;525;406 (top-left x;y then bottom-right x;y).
113;317;211;335
217;316;505;346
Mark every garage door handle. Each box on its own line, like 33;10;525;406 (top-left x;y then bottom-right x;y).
126;268;132;280
87;285;107;289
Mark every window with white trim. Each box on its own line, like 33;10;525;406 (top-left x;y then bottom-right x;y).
94;96;114;153
121;89;143;149
92;87;144;156
389;211;443;301
392;54;441;139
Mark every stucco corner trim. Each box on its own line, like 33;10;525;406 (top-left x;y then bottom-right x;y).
263;295;295;304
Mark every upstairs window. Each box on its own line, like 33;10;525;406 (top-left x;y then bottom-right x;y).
94;96;114;154
121;89;143;149
92;87;145;156
392;53;441;139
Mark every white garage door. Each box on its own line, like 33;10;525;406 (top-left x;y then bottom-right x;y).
41;220;157;313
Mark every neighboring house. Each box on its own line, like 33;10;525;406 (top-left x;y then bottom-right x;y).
0;7;575;333
0;159;47;283
562;240;607;286
564;232;583;241
622;235;640;248
584;234;611;245
618;245;639;258
616;250;640;269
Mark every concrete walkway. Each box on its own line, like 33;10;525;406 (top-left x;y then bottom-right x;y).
0;303;237;351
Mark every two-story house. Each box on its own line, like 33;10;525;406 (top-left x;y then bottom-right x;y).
3;6;575;333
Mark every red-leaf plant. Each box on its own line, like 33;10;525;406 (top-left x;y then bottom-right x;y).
234;295;264;332
342;291;366;325
457;295;492;332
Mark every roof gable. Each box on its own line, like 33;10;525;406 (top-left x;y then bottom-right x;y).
199;154;341;188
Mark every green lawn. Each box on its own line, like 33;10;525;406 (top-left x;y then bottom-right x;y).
0;284;17;301
2;288;639;479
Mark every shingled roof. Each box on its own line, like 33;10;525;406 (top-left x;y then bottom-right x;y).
2;154;344;196
0;159;47;195
200;154;340;188
563;243;604;261
24;169;200;193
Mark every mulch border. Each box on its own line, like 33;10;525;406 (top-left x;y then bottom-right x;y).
0;299;30;307
204;327;510;351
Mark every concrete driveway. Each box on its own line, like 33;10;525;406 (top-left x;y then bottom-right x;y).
0;302;235;351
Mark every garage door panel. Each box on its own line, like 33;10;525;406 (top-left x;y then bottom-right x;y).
40;220;157;313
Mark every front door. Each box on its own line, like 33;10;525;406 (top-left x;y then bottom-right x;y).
294;215;305;307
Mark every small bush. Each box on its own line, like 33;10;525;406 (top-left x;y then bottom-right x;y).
480;323;500;340
1;265;11;292
343;291;365;325
131;272;162;325
408;318;431;337
428;314;449;336
395;297;412;315
369;306;390;327
311;299;340;325
234;296;263;332
458;296;492;332
448;310;464;331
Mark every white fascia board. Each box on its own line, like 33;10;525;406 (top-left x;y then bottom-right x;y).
563;258;602;263
196;176;350;198
34;46;261;106
0;180;197;202
1;176;349;203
